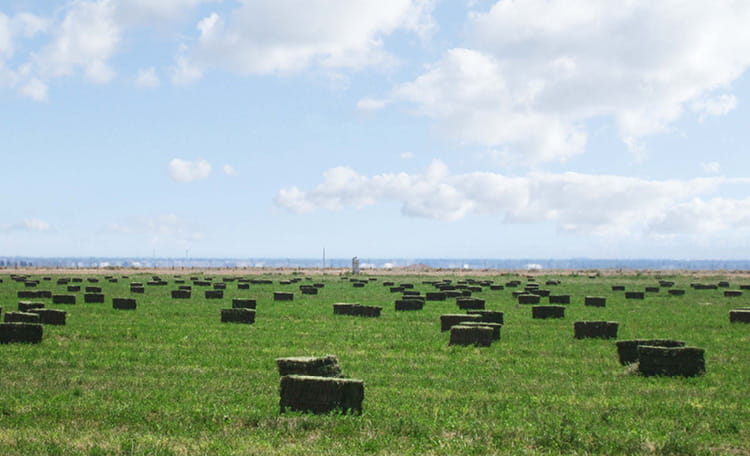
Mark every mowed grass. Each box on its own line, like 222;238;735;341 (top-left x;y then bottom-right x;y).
0;272;749;455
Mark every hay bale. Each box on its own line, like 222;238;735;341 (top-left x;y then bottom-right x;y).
548;295;570;305
615;339;685;365
17;291;36;299
18;302;44;312
279;375;364;414
300;285;318;295
237;283;250;290
67;285;81;292
113;298;137;310
459;322;502;340
532;305;565;319
232;299;256;309
440;314;482;331
449;325;494;347
352;282;366;288
24;281;38;288
729;310;750;323
171;290;191;299
668;289;686;296
658;281;675;287
274;292;294;301
220;308;256;324
85;286;102;293
611;285;626;291
0;323;43;344
205;290;224;299
574;321;619;339
4;311;41;323
87;278;99;283
395;299;424;311
637;346;705;377
130;286;145;294
52;295;76;305
456;297;485;310
533;289;551;297
276;355;343;377
490;285;505;291
351;305;381;317
625;291;645;300
467;310;504;324
425;292;446;301
517;294;540;305
84;294;105;303
718;281;730;288
739;285;750;290
333;303;354;315
584;296;606;307
29;309;66;325
178;285;192;291
213;283;227;290
724;290;742;298
645;287;660;293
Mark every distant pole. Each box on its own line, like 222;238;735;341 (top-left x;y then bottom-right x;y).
323;248;326;269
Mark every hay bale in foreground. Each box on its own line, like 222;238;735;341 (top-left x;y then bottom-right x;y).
4;311;41;323
729;310;750;323
220;308;256;324
615;339;685;365
517;294;540;305
574;321;619;339
18;302;44;312
456;297;485;310
724;290;742;298
458;322;502;340
0;323;43;344
467;310;504;324
440;314;482;331
637;346;705;377
28;309;66;325
276;355;343;377
449;325;493;347
113;298;137;310
625;292;645;300
668;289;686;296
279;375;364;414
84;293;105;303
548;295;570;305
532;305;565;319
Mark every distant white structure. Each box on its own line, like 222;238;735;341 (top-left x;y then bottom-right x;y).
352;256;360;275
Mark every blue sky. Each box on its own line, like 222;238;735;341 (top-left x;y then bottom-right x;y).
2;0;750;261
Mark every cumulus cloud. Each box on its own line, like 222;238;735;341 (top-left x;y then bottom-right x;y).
386;0;750;163
174;0;435;79
168;158;211;183
135;67;159;88
2;218;52;232
222;164;238;176
275;160;750;237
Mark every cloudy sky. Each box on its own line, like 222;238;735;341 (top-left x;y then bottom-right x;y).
2;0;750;260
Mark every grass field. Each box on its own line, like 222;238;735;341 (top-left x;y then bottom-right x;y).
0;270;748;455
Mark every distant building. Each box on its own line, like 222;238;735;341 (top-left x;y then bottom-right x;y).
352;257;360;275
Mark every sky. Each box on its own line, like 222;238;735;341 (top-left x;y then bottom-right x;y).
2;0;750;260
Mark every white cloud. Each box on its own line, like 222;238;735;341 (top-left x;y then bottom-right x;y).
275;160;750;237
175;0;435;80
387;0;750;163
106;214;203;243
168;158;212;183
135;67;159;88
356;97;387;112
400;152;414;159
2;218;52;232
222;164;238;176
701;161;721;174
19;78;48;101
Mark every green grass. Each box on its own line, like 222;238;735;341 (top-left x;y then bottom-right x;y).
1;271;749;455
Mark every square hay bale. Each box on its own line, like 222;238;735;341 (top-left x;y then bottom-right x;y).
205;290;224;299
718;281;730;288
17;291;36;299
24;281;38;288
28;309;66;325
449;325;494;347
440;313;483;331
300;286;318;295
72;278;83;283
67;285;81;292
532;305;565;319
232;298;256;309
548;295;571;305
729;310;750;323
85;286;102;293
467;310;504;324
0;323;43;344
352;282;366;288
279;375;364;415
615;339;685;365
220;308;256;324
574;321;619;339
18;302;44;312
456;297;485;310
87;278;99;283
130;286;145;294
637;346;705;377
179;285;192;291
213;283;227;290
668;289;686;296
84;294;105;303
237;283;250;290
4;311;41;323
395;299;424;311
351;305;382;317
658;281;675;287
113;298;137;310
740;285;750;290
333;303;354;315
274;292;294;301
625;291;645;300
724;290;743;297
584;296;606;307
517;294;540;305
611;285;626;291
171;290;191;299
645;287;660;293
459;322;502;340
52;295;76;305
490;285;505;291
276;355;343;377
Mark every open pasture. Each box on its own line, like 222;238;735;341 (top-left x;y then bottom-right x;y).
0;271;748;455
